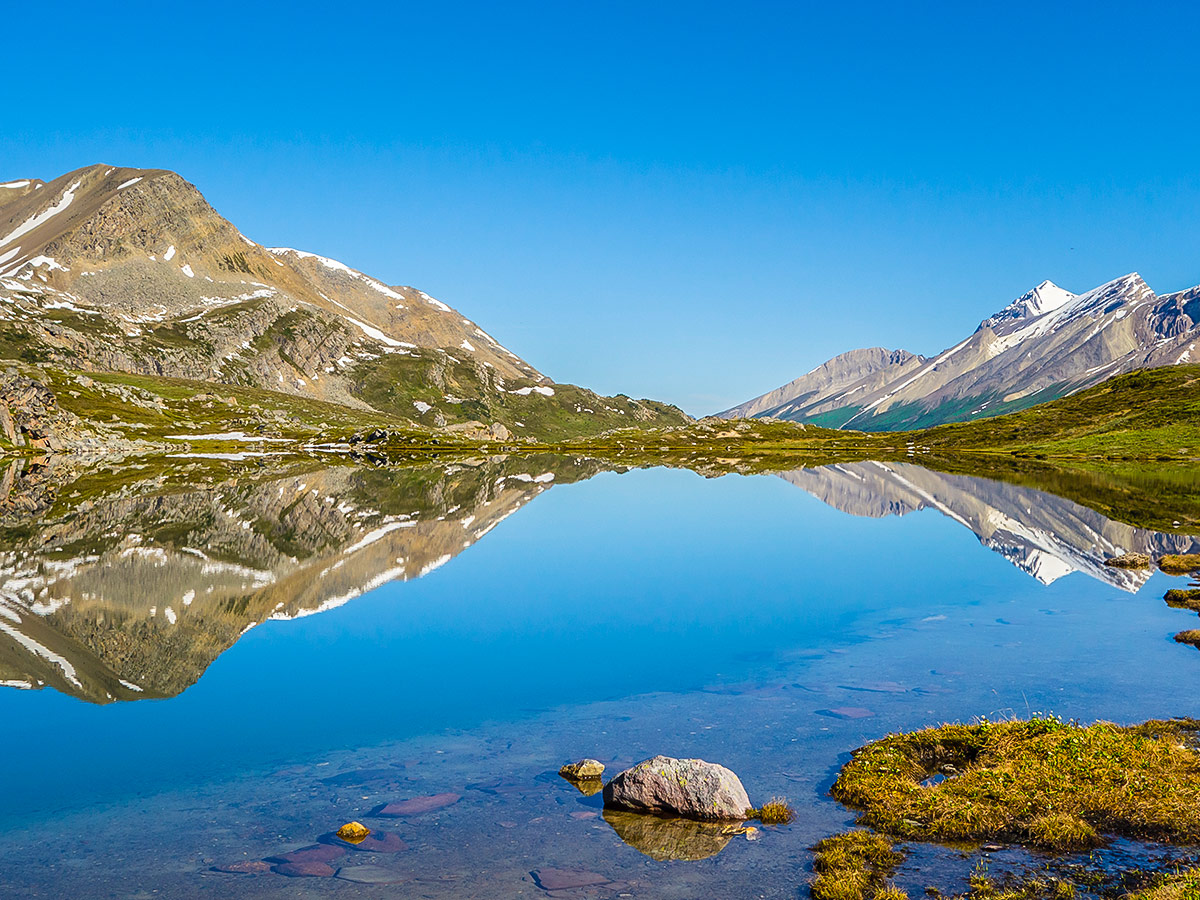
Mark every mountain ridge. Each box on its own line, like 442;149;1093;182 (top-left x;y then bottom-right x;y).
0;164;688;439
722;270;1200;430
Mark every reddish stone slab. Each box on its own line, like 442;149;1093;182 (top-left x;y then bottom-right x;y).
346;831;408;853
267;843;347;864
273;861;336;877
378;793;461;816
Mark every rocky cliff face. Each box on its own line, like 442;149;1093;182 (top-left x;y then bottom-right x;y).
0;165;688;439
725;273;1200;430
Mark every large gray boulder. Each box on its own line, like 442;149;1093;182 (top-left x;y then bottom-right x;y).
602;755;751;821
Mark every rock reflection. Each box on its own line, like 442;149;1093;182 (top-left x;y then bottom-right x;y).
602;809;734;861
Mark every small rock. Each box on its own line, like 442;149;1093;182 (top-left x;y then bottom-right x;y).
336;865;410;884
335;821;370;843
1104;552;1152;569
602;755;752;821
531;868;611;891
982;843;1004;852
211;860;272;874
560;759;605;780
267;844;346;864
377;793;460;816
273;861;336;877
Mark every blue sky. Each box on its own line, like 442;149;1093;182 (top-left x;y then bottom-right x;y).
5;1;1198;413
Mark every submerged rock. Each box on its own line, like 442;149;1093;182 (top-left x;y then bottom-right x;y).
602;809;734;861
602;755;751;821
345;831;408;853
531;867;611;891
377;793;461;816
267;843;346;865
335;865;410;884
1105;552;1152;569
211;860;272;874
559;759;605;780
273;860;336;877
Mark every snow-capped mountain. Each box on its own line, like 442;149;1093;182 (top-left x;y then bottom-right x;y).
722;273;1200;430
0;165;686;439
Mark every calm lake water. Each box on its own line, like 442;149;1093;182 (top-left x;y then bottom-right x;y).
1;458;1198;897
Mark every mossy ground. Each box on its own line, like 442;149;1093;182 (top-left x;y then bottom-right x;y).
811;831;906;900
1125;869;1200;898
831;717;1200;849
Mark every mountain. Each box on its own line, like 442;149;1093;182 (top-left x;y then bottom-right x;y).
721;273;1200;430
0;165;687;440
780;461;1200;592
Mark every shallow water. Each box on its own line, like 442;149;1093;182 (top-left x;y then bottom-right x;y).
2;460;1199;897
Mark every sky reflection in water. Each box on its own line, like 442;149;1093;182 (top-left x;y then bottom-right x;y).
1;462;1198;896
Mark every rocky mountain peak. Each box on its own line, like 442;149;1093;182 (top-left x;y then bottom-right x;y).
979;279;1076;332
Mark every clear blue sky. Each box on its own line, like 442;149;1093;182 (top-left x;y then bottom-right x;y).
5;1;1198;413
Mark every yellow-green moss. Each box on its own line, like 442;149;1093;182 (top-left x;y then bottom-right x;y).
831;717;1200;849
811;831;907;900
1123;868;1200;899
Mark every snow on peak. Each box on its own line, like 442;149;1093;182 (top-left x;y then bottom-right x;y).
980;280;1075;331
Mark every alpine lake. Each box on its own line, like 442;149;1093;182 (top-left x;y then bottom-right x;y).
2;450;1200;899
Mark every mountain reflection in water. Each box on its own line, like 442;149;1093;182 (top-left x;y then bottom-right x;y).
779;461;1200;591
1;455;1196;704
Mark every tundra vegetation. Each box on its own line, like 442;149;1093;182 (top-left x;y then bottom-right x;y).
810;717;1200;899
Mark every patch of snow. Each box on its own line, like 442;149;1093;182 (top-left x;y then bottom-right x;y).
180;264;195;278
0;179;82;248
0;619;81;687
460;339;476;352
413;400;432;414
164;245;176;261
0;180;30;189
117;177;142;190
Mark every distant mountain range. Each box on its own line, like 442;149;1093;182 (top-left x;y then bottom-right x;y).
0;165;687;439
722;274;1200;430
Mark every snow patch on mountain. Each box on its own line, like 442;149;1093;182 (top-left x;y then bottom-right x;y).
980;280;1075;331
